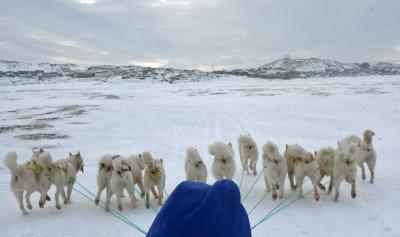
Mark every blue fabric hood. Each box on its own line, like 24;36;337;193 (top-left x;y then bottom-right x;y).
147;179;251;237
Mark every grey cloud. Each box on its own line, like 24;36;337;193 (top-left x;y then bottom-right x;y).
0;0;399;69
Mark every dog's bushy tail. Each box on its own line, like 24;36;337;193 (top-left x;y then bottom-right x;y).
186;147;199;160
4;151;18;172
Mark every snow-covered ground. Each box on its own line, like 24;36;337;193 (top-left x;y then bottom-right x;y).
1;75;400;237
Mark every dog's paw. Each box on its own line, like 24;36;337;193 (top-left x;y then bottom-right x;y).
351;191;356;199
56;204;61;210
46;195;51;201
27;204;33;210
253;171;257;176
272;193;277;201
118;204;123;212
314;194;320;201
39;201;44;208
64;200;71;205
95;199;99;205
361;174;366;180
145;202;150;209
22;210;29;215
140;193;145;199
370;179;374;184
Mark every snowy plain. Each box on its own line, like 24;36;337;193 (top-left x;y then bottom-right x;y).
0;75;400;237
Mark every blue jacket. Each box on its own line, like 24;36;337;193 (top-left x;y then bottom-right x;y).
147;180;251;237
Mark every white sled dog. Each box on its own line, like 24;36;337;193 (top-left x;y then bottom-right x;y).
185;147;207;183
262;141;287;200
315;147;336;193
95;154;113;205
209;141;236;180
238;134;259;176
31;148;53;168
338;129;376;183
105;155;137;211
284;144;320;201
143;152;166;208
4;151;51;214
333;142;358;201
46;152;84;209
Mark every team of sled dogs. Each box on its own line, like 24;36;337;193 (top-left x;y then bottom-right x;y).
4;129;377;215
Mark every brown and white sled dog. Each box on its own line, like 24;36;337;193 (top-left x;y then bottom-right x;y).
209;141;236;180
143;152;166;208
185;147;207;183
284;144;320;201
105;155;137;211
262;141;287;200
126;154;146;198
238;134;259;176
4;151;51;214
315;147;336;194
45;152;84;209
333;142;357;201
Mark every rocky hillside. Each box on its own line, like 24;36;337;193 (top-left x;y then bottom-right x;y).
1;58;400;81
215;58;400;79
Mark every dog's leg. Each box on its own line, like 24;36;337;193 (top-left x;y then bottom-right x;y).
137;180;145;198
157;184;163;206
295;175;304;198
151;187;158;199
116;195;123;211
317;170;326;191
252;159;257;176
360;163;366;181
278;177;285;199
145;192;150;209
367;159;375;184
39;191;47;208
310;176;320;201
333;177;343;202
25;191;33;210
327;176;333;195
15;191;28;215
264;175;271;192
95;185;106;205
288;170;296;191
126;187;137;209
351;179;356;199
55;186;62;210
61;188;67;204
65;183;73;204
271;181;278;201
105;186;112;212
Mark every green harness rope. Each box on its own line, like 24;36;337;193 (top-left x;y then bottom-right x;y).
73;182;147;235
241;167;266;203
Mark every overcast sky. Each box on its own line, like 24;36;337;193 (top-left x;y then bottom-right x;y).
0;0;399;70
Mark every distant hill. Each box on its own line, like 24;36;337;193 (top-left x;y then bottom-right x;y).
1;58;400;81
215;57;400;79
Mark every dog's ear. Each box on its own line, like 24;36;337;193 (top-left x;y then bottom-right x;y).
358;141;361;147
310;152;315;160
337;141;340;146
286;144;288;149
69;152;72;156
39;148;43;153
76;151;81;158
314;151;317;157
160;158;163;164
248;133;250;136
228;142;232;147
139;153;141;158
